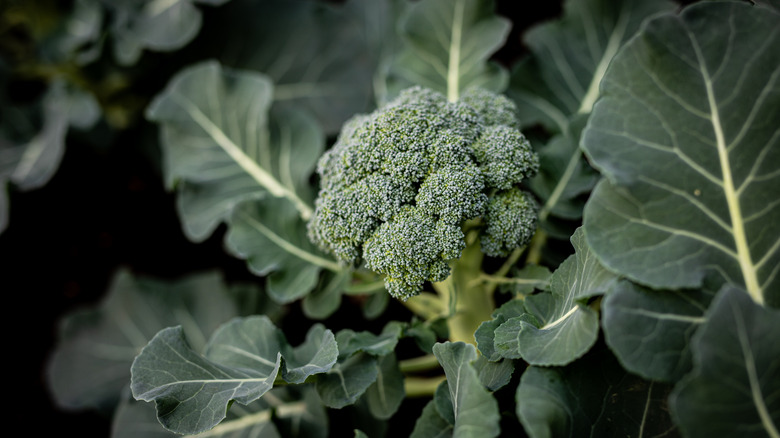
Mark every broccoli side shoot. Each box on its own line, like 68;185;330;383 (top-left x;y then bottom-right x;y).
308;86;539;300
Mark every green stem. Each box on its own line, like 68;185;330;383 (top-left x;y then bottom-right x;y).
525;228;548;266
435;233;494;345
399;354;440;374
404;376;447;398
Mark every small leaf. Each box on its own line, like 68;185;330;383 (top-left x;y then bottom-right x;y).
315;353;379;409
472;356;514;392
432;342;501;438
670;285;780;438
302;269;352;320
602;279;714;382
474;299;525;361
387;0;511;101
494;227;617;365
516;347;678;438
582;2;780;306
365;353;405;420
335;323;403;359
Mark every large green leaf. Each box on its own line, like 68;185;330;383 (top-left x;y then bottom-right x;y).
582;2;780;306
669;285;780;438
602;280;715;382
147;60;322;241
106;0;230;65
386;0;511;102
131;326;281;435
528;115;599;236
507;0;676;237
47;269;262;412
131;316;338;435
507;0;676;133
493;227;618;365
213;0;395;134
516;347;678;438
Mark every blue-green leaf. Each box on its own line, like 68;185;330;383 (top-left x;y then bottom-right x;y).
387;0;510;102
131;316;337;434
582;1;780;306
670;285;780;438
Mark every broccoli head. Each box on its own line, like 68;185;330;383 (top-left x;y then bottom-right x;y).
307;86;539;300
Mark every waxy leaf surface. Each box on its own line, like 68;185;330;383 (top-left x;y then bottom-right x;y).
582;2;780;306
670;285;780;438
131;316;337;434
387;0;510;101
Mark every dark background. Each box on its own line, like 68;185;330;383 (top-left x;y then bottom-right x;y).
0;1;568;435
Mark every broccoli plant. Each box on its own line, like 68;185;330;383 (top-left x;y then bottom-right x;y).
10;0;777;437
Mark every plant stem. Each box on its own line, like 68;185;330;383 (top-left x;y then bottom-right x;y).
398;354;440;373
435;233;494;345
404;376;447;398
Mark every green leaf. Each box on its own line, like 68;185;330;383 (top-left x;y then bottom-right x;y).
1;80;99;191
365;353;405;420
494;227;617;365
507;0;676;133
47;269;254;412
335;323;403;359
670;285;780;438
410;398;453;438
387;0;511;102
602;280;715;382
147;60;323;241
205;317;338;385
112;398;179;437
582;2;780;306
225;197;339;303
302;270;352;320
472;356;514;392
315;352;379;409
108;0;230;65
131;326;280;435
529;115;599;233
432;342;501;438
507;0;676;233
131;316;338;434
113;386;328;438
211;0;392;134
474;299;525;361
516;347;678;438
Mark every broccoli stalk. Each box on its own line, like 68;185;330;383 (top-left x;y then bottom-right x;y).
308;86;539;344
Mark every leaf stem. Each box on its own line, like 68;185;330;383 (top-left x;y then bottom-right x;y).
404;375;446;398
398;354;440;374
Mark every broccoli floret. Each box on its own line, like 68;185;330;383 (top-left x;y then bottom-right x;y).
307;85;539;300
480;188;539;258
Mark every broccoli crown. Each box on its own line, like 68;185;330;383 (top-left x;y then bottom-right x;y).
308;86;539;300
